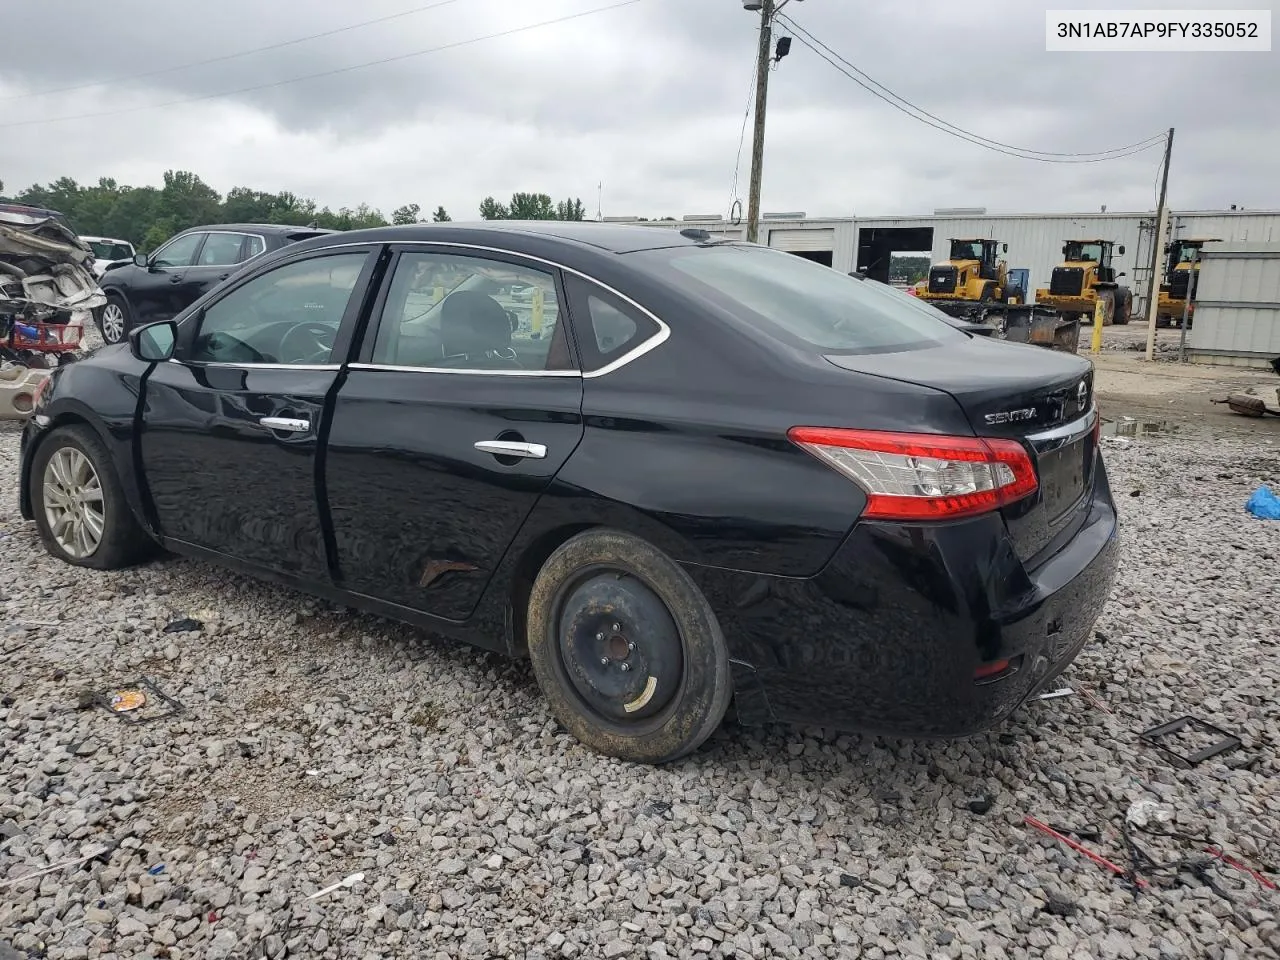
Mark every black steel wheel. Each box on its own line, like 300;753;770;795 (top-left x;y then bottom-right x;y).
526;529;731;764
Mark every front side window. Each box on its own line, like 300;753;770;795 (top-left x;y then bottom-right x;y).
190;253;367;365
647;245;966;354
370;252;571;371
152;233;204;268
197;233;250;267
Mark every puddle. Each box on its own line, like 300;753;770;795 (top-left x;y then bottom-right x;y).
1100;417;1178;438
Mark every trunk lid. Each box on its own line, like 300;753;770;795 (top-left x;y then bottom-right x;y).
824;337;1097;563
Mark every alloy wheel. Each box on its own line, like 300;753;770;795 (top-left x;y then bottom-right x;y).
100;303;125;343
42;447;106;559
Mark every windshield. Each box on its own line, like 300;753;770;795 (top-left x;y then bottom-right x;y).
1064;242;1103;262
645;245;966;354
949;240;984;261
1169;242;1199;265
88;240;133;260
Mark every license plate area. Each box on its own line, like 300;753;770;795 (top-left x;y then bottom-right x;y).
1037;434;1090;522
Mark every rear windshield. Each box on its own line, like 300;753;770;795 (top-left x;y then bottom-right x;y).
643;244;966;354
88;240;133;260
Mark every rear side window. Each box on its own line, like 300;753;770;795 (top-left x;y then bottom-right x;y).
243;235;266;260
197;233;248;267
563;276;661;372
647;245;966;354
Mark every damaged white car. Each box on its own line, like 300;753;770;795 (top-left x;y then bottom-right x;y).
0;202;106;419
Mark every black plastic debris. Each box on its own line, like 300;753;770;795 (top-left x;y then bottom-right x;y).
1043;893;1077;917
838;874;860;888
1139;716;1242;768
968;795;994;815
163;618;203;634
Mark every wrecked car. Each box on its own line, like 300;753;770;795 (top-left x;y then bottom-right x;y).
0;203;104;419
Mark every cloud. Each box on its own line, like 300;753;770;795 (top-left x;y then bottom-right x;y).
0;0;1275;220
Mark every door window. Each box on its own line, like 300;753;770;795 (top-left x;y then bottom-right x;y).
243;235;266;261
369;252;572;371
151;233;204;268
190;253;367;365
197;232;251;267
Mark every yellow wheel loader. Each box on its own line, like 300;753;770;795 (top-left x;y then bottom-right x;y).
914;239;1018;309
1034;239;1132;327
1156;238;1219;328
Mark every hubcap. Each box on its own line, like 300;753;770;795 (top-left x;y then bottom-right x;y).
42;447;106;559
100;303;125;343
556;571;684;723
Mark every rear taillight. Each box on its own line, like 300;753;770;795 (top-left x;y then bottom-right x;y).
788;426;1038;521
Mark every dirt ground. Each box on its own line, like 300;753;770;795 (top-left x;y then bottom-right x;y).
1079;323;1280;440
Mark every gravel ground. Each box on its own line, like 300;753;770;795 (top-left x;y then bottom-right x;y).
3;414;1280;959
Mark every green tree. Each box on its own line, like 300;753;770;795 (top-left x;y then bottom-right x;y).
158;170;222;232
432;206;451;222
479;196;508;220
392;203;421;225
555;198;586;221
507;193;555;220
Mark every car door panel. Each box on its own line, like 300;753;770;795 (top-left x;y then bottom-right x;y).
137;246;381;578
325;372;584;619
134;232;205;324
323;246;584;621
139;363;337;576
179;232;258;309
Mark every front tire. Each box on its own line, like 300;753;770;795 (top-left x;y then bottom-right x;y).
31;425;154;569
96;295;131;345
526;529;732;764
1113;287;1132;325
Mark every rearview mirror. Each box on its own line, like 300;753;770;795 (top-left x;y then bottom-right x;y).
1118;244;1126;255
129;320;177;363
133;252;148;268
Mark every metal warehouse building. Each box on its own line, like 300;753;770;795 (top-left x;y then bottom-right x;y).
619;208;1280;317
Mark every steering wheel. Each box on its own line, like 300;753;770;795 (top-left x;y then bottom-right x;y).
279;321;338;365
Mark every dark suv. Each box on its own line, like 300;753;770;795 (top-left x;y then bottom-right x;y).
94;223;333;344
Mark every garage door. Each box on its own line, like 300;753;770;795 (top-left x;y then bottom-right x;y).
769;228;835;252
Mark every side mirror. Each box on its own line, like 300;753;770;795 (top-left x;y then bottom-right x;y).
129;320;177;363
1117;272;1126;278
133;252;148;268
1002;243;1008;253
1117;244;1126;255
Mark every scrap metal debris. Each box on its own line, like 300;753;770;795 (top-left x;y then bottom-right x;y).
0;841;116;889
95;677;183;724
1139;716;1243;768
307;872;364;900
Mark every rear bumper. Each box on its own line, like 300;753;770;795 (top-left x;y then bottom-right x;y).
689;458;1120;737
0;368;49;422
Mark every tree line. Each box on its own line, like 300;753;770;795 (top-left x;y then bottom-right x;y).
0;171;592;251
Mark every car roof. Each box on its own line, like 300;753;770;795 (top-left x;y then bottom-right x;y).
177;223;337;236
320;220;717;255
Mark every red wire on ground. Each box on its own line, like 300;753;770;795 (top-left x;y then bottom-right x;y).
1024;816;1148;888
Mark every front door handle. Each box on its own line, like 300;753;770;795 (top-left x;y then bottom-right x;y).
474;440;546;460
260;417;310;433
169;276;182;284
218;273;230;281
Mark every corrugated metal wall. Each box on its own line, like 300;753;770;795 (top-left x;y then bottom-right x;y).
1187;243;1280;367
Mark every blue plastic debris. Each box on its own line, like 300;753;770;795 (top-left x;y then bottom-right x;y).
1245;486;1280;520
148;864;165;875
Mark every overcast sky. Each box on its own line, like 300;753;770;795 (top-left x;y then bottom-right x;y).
0;0;1275;221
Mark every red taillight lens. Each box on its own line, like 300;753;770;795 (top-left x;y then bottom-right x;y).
31;374;52;408
787;426;1038;521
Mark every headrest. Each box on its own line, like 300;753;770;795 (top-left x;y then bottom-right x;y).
440;291;512;358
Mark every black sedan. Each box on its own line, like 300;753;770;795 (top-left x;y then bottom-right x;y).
95;222;333;345
19;222;1118;763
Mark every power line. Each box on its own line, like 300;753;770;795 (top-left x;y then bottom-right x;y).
777;14;1166;163
0;0;466;103
0;0;646;130
728;59;758;212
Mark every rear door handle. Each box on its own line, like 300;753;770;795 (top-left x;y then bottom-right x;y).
169;276;182;284
218;273;230;281
260;417;310;433
474;440;546;460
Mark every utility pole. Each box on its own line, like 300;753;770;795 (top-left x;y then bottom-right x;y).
1143;127;1174;362
746;0;774;244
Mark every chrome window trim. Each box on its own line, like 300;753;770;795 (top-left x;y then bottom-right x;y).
348;362;579;378
166;239;671;376
300;239;671;378
167;360;340;372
